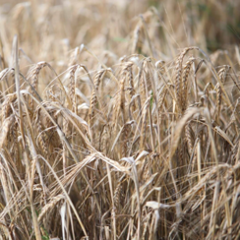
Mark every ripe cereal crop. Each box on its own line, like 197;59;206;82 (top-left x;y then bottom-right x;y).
0;1;240;239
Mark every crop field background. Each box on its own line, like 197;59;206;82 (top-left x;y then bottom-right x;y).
0;0;239;239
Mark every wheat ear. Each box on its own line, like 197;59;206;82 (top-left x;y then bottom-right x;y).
175;47;195;112
28;62;47;111
182;57;195;112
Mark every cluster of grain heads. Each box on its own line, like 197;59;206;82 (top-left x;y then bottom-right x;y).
0;33;240;239
0;0;239;238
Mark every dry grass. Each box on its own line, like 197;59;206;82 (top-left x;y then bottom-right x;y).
0;0;240;239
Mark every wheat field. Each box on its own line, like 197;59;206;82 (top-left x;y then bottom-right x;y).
0;1;239;239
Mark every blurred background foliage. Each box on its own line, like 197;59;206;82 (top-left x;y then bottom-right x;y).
0;0;239;68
